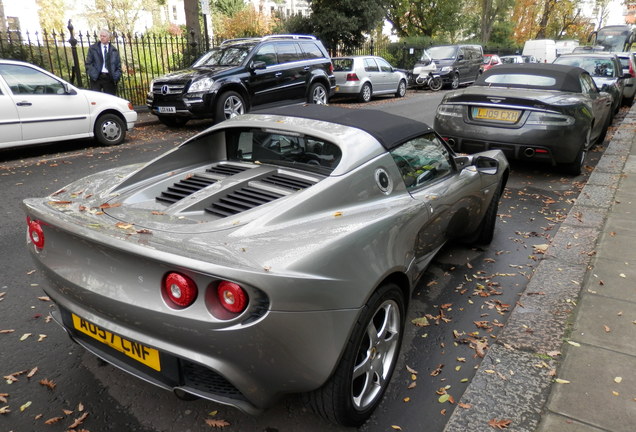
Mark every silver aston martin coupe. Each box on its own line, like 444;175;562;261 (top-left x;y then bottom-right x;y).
23;104;509;426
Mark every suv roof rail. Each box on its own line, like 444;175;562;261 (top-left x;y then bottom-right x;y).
262;34;316;41
220;37;261;46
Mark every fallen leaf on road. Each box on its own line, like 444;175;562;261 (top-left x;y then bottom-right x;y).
555;378;570;384
205;418;230;427
68;411;89;428
39;379;56;390
488;418;512;429
44;416;63;424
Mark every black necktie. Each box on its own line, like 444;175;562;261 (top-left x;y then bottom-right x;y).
103;46;109;71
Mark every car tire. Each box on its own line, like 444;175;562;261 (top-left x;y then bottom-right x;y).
395;80;407;98
561;128;590;176
596;113;611;145
94;113;126;146
305;282;405;427
308;82;328;104
467;186;501;245
450;73;459;89
216;91;245;122
358;82;372;103
158;117;189;128
623;94;635;107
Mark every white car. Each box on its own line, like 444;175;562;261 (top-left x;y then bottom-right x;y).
0;60;137;149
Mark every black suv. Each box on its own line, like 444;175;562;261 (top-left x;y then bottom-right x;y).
147;35;336;127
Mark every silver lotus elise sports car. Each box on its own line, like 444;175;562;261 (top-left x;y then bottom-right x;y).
23;105;509;426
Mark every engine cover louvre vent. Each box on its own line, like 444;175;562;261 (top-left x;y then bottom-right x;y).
260;173;316;191
205;186;284;218
156;174;217;204
206;164;249;176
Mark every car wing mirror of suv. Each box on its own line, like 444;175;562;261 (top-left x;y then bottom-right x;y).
250;60;267;71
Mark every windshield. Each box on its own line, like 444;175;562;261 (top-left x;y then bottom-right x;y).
596;26;632;52
193;45;255;67
226;128;342;175
419;49;433;62
428;46;457;61
554;56;617;78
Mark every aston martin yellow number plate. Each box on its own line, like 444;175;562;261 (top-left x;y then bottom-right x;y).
472;107;520;123
72;314;161;371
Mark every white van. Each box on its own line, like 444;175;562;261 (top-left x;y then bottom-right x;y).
522;39;557;63
555;40;579;56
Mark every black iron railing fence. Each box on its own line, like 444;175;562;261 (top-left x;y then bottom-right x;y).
0;21;209;106
2;21;478;106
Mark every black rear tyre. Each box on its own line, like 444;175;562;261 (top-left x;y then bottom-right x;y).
305;283;405;427
429;77;443;91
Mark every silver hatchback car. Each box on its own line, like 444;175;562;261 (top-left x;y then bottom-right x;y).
332;55;407;102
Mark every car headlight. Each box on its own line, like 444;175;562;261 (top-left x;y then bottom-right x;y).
440;66;452;73
436;104;463;118
526;111;575;126
188;77;215;93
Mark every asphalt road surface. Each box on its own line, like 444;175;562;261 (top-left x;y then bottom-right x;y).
0;90;617;432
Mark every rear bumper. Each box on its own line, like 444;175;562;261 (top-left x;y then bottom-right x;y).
435;116;584;164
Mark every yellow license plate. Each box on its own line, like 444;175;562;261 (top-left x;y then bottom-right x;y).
72;314;161;371
473;107;520;122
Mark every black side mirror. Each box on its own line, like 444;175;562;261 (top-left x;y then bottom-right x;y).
250;61;267;71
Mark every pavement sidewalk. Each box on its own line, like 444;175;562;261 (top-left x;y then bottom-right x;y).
444;105;636;432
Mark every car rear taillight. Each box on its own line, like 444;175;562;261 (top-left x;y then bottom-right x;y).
163;272;198;308
217;281;248;314
630;60;635;78
27;217;45;249
346;73;360;81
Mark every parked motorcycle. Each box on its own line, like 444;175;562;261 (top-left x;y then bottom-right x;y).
412;49;443;92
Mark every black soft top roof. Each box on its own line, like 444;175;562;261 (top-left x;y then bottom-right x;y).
252;104;433;150
474;63;586;92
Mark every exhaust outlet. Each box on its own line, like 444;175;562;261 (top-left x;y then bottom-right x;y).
524;148;535;158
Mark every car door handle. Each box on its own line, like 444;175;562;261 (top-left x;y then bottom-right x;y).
275;72;283;77
303;66;310;71
16;101;32;106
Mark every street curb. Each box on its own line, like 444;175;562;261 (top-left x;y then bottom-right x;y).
443;105;636;432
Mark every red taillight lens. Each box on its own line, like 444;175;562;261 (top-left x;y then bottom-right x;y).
27;217;45;249
217;281;247;314
346;73;359;81
163;272;198;308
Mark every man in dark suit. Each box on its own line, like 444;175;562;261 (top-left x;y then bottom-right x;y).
85;29;122;95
